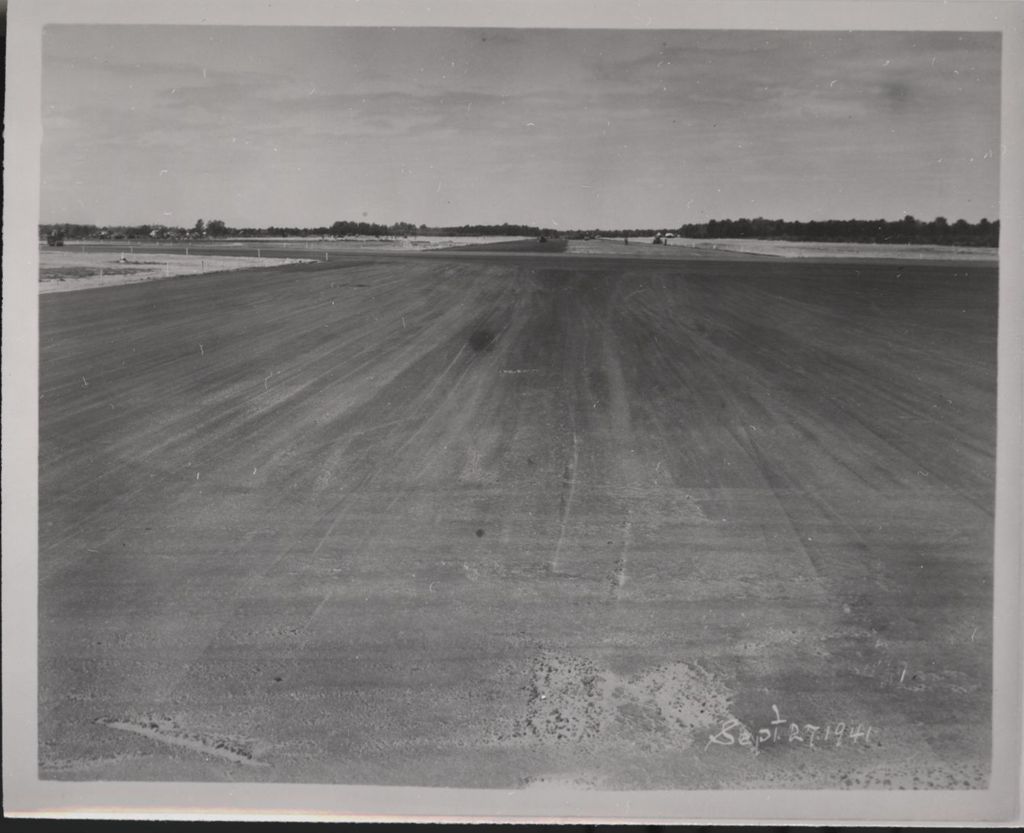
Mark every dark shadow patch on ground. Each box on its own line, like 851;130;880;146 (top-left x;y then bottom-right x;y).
468;329;498;351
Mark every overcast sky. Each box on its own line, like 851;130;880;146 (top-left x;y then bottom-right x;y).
41;26;1000;228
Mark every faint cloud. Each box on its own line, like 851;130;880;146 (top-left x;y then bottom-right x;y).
161;81;269;109
44;51;274;87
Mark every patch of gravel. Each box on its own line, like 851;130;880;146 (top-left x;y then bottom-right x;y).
499;653;737;751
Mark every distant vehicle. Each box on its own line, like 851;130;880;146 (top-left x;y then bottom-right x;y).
46;230;65;247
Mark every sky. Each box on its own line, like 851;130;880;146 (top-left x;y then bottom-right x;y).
41;26;1001;229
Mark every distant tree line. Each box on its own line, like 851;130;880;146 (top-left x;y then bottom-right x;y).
39;223;104;239
39;218;234;241
420;222;554;237
40;215;999;247
39;219;558;240
330;220;391;237
566;228;661;239
676;216;998;247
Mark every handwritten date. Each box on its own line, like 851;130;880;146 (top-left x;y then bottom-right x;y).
705;705;877;756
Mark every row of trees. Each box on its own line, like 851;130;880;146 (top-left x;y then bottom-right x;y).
567;228;660;239
330;220;393;237
423;222;549;237
39;219;231;241
677;216;999;247
41;219;420;240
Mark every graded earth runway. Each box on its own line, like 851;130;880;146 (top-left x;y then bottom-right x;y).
38;248;996;788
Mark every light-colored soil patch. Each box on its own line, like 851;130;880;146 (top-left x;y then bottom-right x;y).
39;250;315;293
663;237;997;260
568;237;996;261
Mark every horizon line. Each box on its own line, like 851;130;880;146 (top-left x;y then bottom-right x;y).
39;214;1002;230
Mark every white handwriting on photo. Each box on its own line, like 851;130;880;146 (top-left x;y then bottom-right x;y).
705;705;877;756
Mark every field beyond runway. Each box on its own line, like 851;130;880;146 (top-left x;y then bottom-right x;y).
39;247;316;293
39;247;996;788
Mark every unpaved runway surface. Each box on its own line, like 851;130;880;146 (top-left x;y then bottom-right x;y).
39;249;995;788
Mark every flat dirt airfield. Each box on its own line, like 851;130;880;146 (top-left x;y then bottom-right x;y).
38;242;996;789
